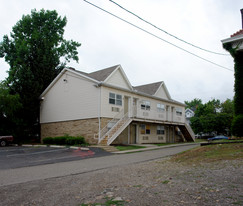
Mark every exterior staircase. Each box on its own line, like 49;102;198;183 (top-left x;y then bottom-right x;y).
98;111;132;145
178;123;195;142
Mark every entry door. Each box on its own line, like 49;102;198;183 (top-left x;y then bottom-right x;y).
130;124;137;144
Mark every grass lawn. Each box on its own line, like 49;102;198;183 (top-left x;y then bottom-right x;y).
115;145;146;151
194;139;207;143
171;143;243;165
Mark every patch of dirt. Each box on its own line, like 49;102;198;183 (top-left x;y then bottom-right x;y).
0;156;242;206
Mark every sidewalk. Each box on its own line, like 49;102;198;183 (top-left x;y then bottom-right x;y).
21;144;89;150
112;142;200;154
20;142;200;154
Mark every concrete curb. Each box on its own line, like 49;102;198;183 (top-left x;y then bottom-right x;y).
112;142;200;154
21;144;89;151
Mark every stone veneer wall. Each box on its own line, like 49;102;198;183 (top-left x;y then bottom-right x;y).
41;118;100;144
41;117;113;145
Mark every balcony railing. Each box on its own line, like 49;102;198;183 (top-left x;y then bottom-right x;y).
132;106;185;123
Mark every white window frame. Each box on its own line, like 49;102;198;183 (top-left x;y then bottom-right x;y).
176;107;182;116
140;124;150;134
157;103;165;112
141;100;151;110
109;92;122;106
157;125;165;135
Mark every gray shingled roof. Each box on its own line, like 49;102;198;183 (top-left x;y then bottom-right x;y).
69;66;165;97
71;65;119;82
133;81;163;95
87;65;119;81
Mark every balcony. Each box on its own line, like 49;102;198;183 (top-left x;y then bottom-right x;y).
131;106;185;124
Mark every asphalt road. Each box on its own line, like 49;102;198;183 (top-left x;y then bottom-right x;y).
0;146;110;170
0;144;198;186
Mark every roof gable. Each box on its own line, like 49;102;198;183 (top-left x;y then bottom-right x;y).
104;65;133;90
40;68;99;97
134;81;171;100
154;82;171;100
134;82;162;95
185;108;195;114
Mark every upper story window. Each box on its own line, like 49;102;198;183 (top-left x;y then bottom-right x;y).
157;103;165;112
176;107;182;116
141;100;150;110
109;93;122;106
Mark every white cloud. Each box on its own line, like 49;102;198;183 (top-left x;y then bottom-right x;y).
0;0;241;103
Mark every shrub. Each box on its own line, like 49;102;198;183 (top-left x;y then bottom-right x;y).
65;136;76;145
74;136;86;145
42;135;87;146
231;114;243;137
43;137;53;144
54;136;67;145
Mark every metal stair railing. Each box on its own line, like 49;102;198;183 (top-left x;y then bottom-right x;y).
184;123;196;141
98;109;124;143
107;112;132;145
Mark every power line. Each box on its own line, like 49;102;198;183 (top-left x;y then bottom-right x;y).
109;0;229;56
83;0;233;72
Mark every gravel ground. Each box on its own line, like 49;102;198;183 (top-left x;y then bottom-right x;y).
0;157;242;206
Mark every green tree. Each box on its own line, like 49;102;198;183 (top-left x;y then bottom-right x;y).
223;42;243;137
190;99;233;136
184;98;202;111
0;81;22;136
221;99;234;114
0;9;81;142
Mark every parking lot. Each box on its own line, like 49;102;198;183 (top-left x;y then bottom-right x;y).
0;146;111;170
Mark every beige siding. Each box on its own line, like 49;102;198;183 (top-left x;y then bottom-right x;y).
137;124;166;144
154;85;169;100
100;86;185;124
100;87;125;118
106;69;131;90
40;71;99;123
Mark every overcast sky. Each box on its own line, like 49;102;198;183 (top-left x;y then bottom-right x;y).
0;0;242;103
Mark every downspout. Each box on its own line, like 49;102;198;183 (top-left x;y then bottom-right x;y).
98;85;101;142
95;83;101;143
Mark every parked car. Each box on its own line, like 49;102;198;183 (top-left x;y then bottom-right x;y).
0;135;14;147
207;135;229;141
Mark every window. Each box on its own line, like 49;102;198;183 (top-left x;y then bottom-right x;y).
176;107;182;116
157;125;165;135
146;125;150;134
141;101;150;110
116;94;122;105
140;124;150;134
109;93;122;106
141;124;145;134
157;103;165;112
